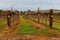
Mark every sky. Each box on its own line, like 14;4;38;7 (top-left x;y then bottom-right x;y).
0;0;60;11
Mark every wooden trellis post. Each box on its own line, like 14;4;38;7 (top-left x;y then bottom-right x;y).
37;8;40;23
7;11;12;27
49;9;53;29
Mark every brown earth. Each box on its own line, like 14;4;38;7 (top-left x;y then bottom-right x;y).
0;17;60;40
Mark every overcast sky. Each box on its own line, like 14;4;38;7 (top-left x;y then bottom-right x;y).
0;0;60;10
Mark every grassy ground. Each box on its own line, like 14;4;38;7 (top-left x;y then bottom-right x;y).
37;27;60;36
15;17;37;35
0;19;7;33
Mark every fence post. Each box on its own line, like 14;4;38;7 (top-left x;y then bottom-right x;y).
7;11;11;27
49;9;53;29
37;8;40;23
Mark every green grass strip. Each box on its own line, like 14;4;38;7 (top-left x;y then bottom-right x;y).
15;17;37;35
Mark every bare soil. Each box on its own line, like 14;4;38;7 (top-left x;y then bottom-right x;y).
0;18;60;40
